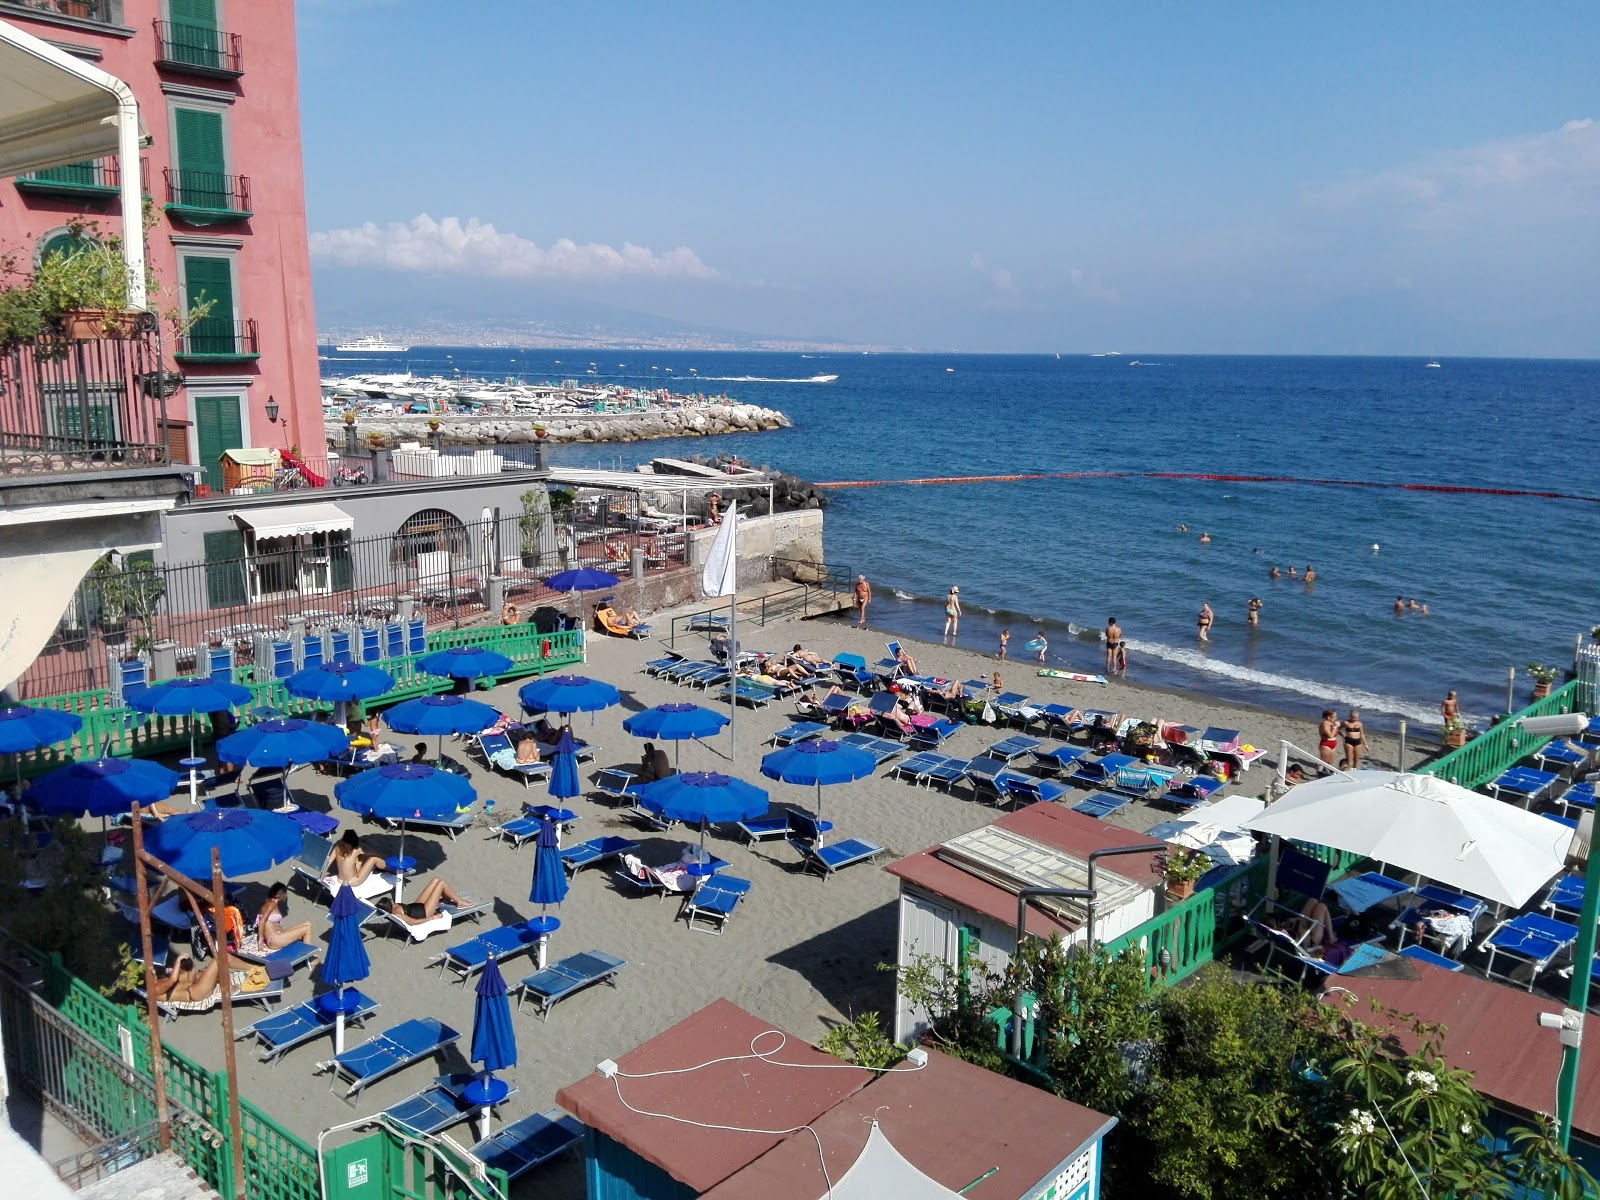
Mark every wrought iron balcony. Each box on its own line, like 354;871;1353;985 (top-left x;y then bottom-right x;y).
0;312;172;478
163;168;252;225
154;19;243;78
14;157;120;200
174;318;259;363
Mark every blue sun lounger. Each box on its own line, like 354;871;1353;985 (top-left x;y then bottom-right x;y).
924;756;972;790
1398;945;1465;972
1542;872;1585;919
1069;752;1137;789
722;677;778;708
1031;703;1081;737
323;1017;460;1100
1393;884;1487;956
1557;782;1596;817
561;835;639;875
1072;791;1132;820
838;731;903;767
1534;739;1591;773
643;652;685;675
830;653;873;690
891;751;952;784
788;836;887;879
981;734;1043;763
1001;776;1071;807
613;854;730;898
661;659;713;682
431;924;540;986
516;949;626;1020
908;718;963;750
1486;766;1561;809
1158;775;1224;810
1481;912;1577;990
682;876;752;934
474;731;551;790
770;720;827;747
237;989;379;1064
384;1071;518;1136
491;813;570;848
1030;744;1089;777
591;767;645;808
737;807;804;845
990;693;1033;725
468;1109;585;1181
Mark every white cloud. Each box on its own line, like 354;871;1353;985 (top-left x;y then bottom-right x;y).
1067;266;1120;303
309;214;722;281
969;252;1019;296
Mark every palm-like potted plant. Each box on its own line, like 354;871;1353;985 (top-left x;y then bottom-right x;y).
1441;713;1468;749
1161;848;1209;901
1526;662;1560;701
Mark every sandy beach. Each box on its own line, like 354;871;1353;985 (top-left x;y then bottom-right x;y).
149;603;1412;1197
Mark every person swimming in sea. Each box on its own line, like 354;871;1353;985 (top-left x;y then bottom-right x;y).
1247;597;1262;626
1198;531;1211;544
1197;602;1213;641
1394;596;1406;615
1288;566;1299;579
1269;565;1281;579
1177;523;1188;532
1304;565;1316;584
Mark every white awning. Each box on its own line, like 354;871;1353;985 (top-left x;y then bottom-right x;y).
231;503;354;540
0;20;138;175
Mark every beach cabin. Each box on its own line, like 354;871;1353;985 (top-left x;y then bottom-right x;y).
884;804;1165;1042
556;998;1116;1200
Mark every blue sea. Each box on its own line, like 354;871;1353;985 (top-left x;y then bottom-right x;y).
323;348;1600;730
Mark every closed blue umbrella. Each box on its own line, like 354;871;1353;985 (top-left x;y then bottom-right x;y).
335;762;476;864
383;694;499;761
416;646;515;680
143;807;303;879
542;568;619;594
638;771;768;865
26;757;179;819
468;956;517;1139
517;674;621;717
529;816;568;909
320;883;371;1054
760;738;877;823
284;660;394;703
125;676;253;763
547;729;580;802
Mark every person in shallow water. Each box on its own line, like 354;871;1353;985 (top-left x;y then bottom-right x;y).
1197;602;1214;641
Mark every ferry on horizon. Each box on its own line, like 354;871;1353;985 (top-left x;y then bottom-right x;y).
1426;360;1442;368
336;334;411;353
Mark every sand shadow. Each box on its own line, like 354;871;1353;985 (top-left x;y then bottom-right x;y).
767;899;899;1021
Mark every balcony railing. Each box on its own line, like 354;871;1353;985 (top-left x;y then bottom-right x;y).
163;168;252;224
175;318;259;362
14;156;120;199
154;18;243;78
0;311;170;478
0;1;120;28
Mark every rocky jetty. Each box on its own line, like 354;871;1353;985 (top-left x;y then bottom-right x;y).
324;402;789;450
666;452;829;511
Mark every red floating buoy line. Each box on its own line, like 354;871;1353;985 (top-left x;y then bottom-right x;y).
811;471;1600;505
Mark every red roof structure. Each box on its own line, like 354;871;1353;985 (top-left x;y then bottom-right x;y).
1325;962;1600;1139
556;999;1114;1199
884;802;1165;938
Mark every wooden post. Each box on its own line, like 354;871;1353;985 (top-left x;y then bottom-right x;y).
209;848;247;1200
128;804;170;1153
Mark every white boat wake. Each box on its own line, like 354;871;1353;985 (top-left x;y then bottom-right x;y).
697;374;838;384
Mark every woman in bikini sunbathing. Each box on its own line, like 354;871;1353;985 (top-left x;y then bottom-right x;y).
374;877;466;925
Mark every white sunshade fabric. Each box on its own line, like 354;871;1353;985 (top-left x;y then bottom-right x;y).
231;503;354;540
1244;770;1572;907
818;1123;962;1200
0;20;129;176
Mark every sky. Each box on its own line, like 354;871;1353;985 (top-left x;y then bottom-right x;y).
295;2;1600;356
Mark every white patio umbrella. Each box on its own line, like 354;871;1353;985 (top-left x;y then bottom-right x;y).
1244;770;1571;908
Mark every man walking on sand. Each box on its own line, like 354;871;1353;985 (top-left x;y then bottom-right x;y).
853;574;871;628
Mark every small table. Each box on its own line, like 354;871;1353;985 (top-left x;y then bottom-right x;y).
317;989;366;1017
385;856;417;905
526;914;560;969
462;1076;511;1107
179;756;208;804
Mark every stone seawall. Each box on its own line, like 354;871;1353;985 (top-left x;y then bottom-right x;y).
324;403;789;449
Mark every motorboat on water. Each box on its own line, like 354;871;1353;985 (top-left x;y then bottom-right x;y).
336;335;411;353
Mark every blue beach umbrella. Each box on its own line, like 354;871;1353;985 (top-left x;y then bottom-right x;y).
468;956;517;1139
125;676;253;762
542;568;619;594
284;660;394;704
0;704;83;754
26;756;180;819
217;718;349;767
623;703;729;767
382;694;498;761
320;883;371;1054
335;762;476;863
416;645;515;681
143;807;303;880
528;817;568;909
517;674;621;719
547;729;581;802
638;771;768;864
760;738;877;821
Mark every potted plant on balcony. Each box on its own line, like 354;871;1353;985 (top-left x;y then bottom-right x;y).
342;410;357;426
1160;848;1209;901
1441;713;1468;749
1526;662;1559;700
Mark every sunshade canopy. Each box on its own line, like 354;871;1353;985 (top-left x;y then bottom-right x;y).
231;502;353;540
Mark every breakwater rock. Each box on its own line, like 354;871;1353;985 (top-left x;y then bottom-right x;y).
325;403;789;449
666;453;829;511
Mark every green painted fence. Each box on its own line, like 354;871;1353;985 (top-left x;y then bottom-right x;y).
1416;678;1584;791
12;627;586;779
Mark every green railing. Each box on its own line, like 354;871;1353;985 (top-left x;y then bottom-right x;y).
1418;679;1583;790
12;627;586;779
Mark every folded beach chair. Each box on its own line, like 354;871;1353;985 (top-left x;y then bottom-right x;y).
788;836;887;879
322;1017;460;1100
1557;782;1596;817
1486;765;1561;809
1030;744;1088;778
891;751;952;785
384;1071;518;1136
837;731;902;767
430;924;540;986
681;876;752;934
1533;739;1591;773
474;731;551;790
923;756;972;791
907;717;963;750
516;949;626;1020
1069;752;1137;789
1158;775;1224;810
770;720;827;747
238;989;379;1064
466;1108;585;1181
1001;776;1071;808
1480;913;1578;991
561;835;639;875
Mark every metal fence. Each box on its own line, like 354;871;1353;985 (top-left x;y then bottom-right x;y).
18;498;686;697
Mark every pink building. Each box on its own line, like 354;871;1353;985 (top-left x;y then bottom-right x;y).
0;0;320;490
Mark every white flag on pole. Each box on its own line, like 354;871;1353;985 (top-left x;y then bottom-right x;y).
700;504;738;599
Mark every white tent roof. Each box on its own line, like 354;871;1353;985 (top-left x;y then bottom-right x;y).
0;19;133;176
1244;770;1571;907
547;467;767;495
816;1123;961;1200
231;503;354;540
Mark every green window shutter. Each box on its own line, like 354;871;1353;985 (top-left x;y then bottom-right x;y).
167;0;220;70
169;0;217;27
39;231;90;262
182;256;235;355
203;529;247;609
193;393;242;489
329;530;354;593
173;108;226;206
33;161;99;187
